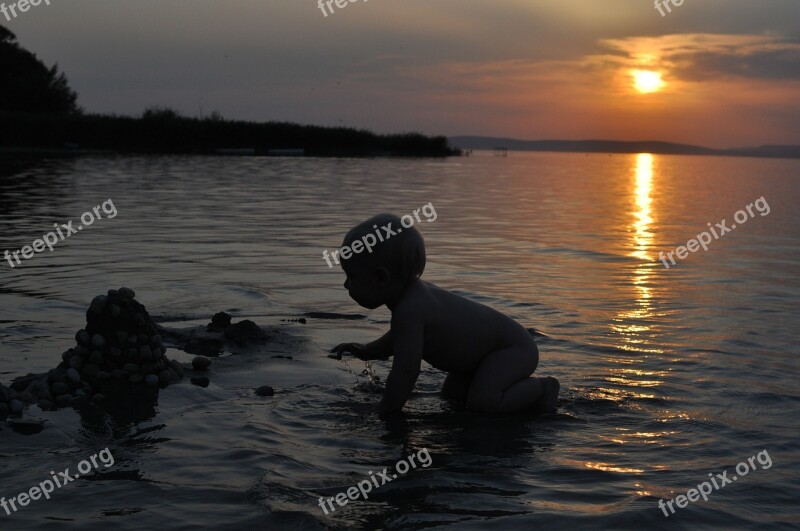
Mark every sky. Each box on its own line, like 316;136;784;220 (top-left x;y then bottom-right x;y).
5;0;800;148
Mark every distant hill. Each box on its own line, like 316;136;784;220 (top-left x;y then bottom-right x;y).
449;136;800;159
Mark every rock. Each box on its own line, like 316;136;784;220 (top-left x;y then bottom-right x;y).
97;371;111;381
170;360;184;377
8;419;45;435
115;331;128;344
158;370;172;387
112;369;128;381
55;394;73;406
139;345;152;360
19;391;34;403
66;368;81;383
144;375;159;387
128;335;138;345
37;399;55;410
209;311;232;330
74;345;89;357
0;403;8;420
119;287;135;299
90;295;108;314
76;329;91;345
51;382;69;396
62;350;73;362
128;374;143;384
134;314;145;326
167;368;179;381
224;319;267;343
90;351;104;364
107;289;119;297
127;348;138;358
74;389;86;397
255;386;274;397
190;377;210;387
92;393;106;402
111;304;121;318
110;347;121;359
91;334;106;348
82;364;100;378
69;356;83;370
123;363;140;374
9;399;24;414
192;356;211;371
150;335;162;346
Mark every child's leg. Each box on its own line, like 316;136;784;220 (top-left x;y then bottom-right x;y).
466;342;558;413
441;372;473;401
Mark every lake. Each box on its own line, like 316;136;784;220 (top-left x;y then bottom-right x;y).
1;152;798;529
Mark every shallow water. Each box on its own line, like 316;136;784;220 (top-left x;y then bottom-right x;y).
1;152;799;529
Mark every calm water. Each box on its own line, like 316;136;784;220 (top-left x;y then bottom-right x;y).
1;152;799;530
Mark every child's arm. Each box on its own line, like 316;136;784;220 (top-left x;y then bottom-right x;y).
330;330;392;361
378;316;423;414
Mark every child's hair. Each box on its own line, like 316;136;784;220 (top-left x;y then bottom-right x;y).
342;213;426;283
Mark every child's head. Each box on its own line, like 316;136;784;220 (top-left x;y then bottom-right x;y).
340;213;426;308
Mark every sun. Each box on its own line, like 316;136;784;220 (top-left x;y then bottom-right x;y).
631;70;665;94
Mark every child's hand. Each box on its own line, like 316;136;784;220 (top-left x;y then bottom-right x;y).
329;342;368;360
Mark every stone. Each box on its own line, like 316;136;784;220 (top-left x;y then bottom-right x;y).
19;391;34;403
115;331;128;344
9;399;24;414
37;399;55;410
90;295;108;314
69;356;83;370
107;289;119;297
110;347;121;359
76;329;91;345
92;393;106;402
119;287;135;298
55;394;73;406
74;345;89;357
8;419;44;435
158;370;172;387
150;335;162;346
66;368;81;384
145;375;159;387
92;334;106;348
62;350;73;362
139;345;152;360
74;389;86;397
51;382;69;396
0;403;8;420
111;304;121;318
191;377;210;387
97;371;111;381
82;364;100;378
127;348;138;358
123;363;140;374
170;360;184;377
128;335;138;345
112;369;128;381
90;351;104;364
128;374;143;384
192;356;211;371
255;386;274;397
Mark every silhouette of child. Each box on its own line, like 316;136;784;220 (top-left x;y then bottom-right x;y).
330;213;559;415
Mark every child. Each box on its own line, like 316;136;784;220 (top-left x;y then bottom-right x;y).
330;212;559;415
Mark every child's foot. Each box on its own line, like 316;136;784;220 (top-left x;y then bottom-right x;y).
535;377;560;413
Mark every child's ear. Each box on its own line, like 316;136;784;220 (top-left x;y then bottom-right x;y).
375;267;391;286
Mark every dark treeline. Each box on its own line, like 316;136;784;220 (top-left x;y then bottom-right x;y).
2;109;460;157
1;25;459;157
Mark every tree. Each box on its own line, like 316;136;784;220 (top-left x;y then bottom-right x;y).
0;25;80;113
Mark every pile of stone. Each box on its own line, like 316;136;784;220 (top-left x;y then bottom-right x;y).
2;288;183;419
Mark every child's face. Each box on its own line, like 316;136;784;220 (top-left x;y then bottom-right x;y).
342;261;385;309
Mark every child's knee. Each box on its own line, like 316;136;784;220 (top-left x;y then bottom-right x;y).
466;387;503;412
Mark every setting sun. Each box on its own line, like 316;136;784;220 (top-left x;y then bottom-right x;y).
631;70;665;93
